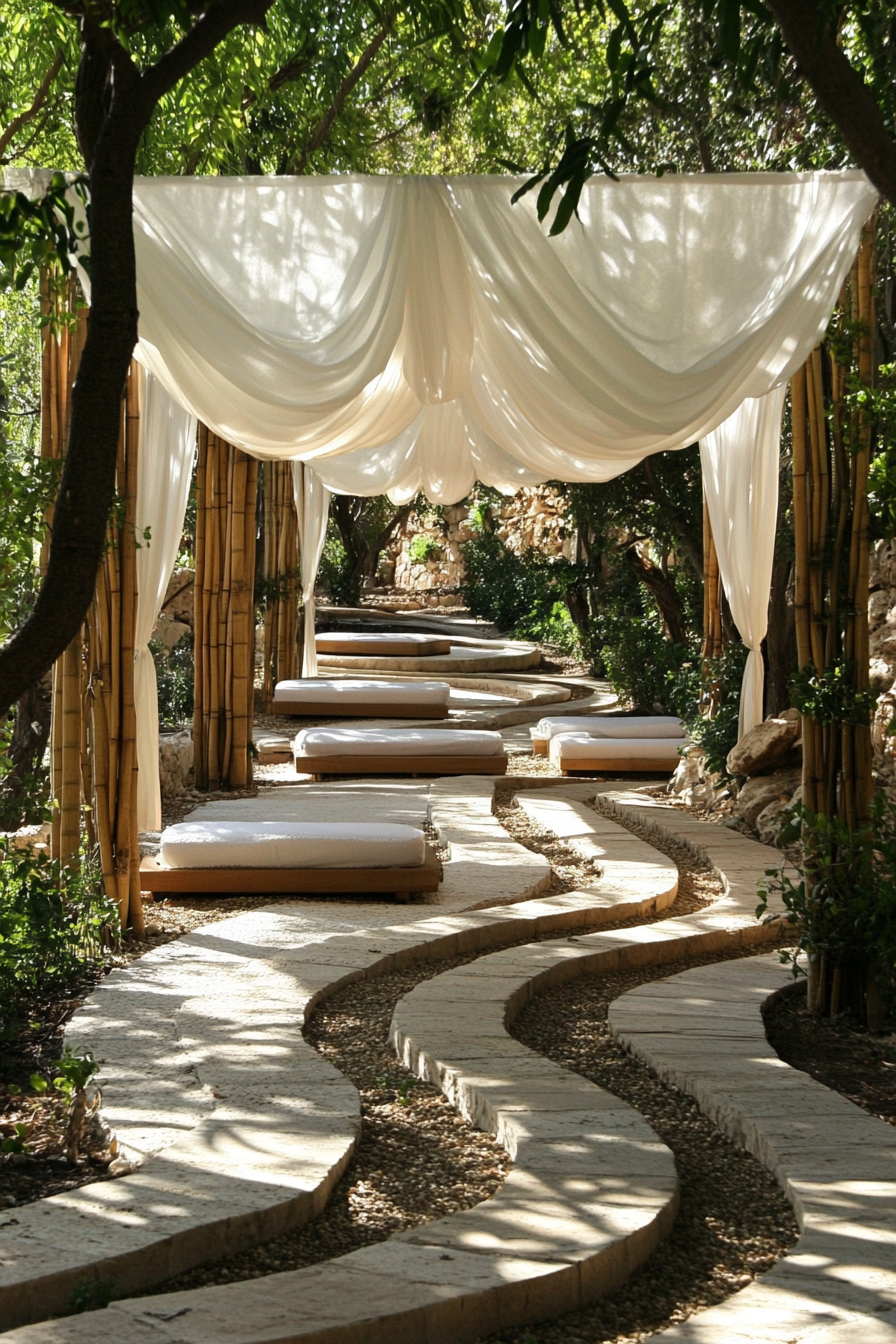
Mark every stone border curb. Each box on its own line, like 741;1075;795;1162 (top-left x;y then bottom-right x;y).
2;794;682;1339
611;954;896;1342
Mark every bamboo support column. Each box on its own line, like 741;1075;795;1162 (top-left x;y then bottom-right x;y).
700;498;723;714
193;427;259;790
261;461;299;711
789;220;876;1016
40;272;88;864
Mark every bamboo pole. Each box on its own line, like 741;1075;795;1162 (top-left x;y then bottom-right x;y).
791;364;821;816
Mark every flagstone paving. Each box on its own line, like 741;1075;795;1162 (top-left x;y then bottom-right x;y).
5;784;894;1342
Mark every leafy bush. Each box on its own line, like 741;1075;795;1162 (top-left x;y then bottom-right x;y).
151;631;194;727
670;644;747;777
460;531;582;654
407;534;441;565
0;842;117;1010
758;794;896;1013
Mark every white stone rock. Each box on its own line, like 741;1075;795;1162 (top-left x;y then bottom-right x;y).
159;729;193;797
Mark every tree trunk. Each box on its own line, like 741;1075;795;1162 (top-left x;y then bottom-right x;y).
625;543;689;646
0;1;276;715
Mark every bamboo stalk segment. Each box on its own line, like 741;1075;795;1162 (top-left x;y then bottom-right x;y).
193;427;259;791
260;461;300;710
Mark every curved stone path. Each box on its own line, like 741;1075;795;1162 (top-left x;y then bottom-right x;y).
4;784;893;1341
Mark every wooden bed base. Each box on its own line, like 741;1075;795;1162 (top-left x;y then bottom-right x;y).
139;843;442;902
532;738;548;756
560;756;678;775
275;700;448;719
316;636;451;657
293;751;508;778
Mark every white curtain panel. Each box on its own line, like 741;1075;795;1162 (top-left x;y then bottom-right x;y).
127;172;877;498
292;462;332;677
700;385;787;738
134;370;197;830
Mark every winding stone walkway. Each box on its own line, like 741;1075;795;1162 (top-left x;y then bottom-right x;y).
4;785;894;1342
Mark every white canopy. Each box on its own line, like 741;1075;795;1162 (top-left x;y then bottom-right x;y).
130;171;876;501
9;167;877;824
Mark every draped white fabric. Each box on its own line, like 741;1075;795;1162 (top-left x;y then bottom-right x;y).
7;167;878;770
129;172;877;500
134;370;197;830
292;463;332;677
700;385;787;738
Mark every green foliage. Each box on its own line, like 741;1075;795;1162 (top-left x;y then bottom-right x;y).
0;176;89;292
460;529;582;654
407;534;442;565
67;1275;115;1316
670;643;747;777
0;842;117;1011
50;1045;100;1099
151;632;194;727
758;795;896;1004
593;575;691;710
317;531;355;606
789;662;875;727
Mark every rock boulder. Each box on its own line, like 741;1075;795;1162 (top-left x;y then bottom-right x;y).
732;769;801;826
727;711;801;777
159;729;193;797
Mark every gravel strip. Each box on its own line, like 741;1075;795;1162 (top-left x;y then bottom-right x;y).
494;786;722;915
140;959;510;1294
477;944;800;1344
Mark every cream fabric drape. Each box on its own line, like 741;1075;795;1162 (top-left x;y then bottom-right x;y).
700;386;787;737
134;370;197;830
128;172;877;498
292;463;332;677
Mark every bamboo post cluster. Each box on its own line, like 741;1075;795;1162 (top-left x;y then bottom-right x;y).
193;426;259;790
41;272;88;866
85;366;143;933
789;222;876;1016
260;460;299;712
40;275;143;931
700;498;724;716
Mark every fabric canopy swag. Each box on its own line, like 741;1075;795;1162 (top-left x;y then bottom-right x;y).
9;166;879;824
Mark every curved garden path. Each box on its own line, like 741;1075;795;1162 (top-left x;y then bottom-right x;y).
3;784;893;1342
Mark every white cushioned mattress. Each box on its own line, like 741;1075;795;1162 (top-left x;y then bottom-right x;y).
316;632;445;648
550;734;686;763
273;678;450;707
532;715;685;741
159;821;426;870
294;727;505;758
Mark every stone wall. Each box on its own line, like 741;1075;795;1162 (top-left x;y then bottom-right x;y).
391;487;572;593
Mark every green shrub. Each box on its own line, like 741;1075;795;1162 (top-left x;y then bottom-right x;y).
460;531;582;654
0;842;117;1011
670;644;747;777
407;534;441;565
758;794;896;1012
151;631;194;727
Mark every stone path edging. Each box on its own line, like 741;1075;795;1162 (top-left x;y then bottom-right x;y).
0;789;679;1336
612;954;896;1343
3;787;824;1344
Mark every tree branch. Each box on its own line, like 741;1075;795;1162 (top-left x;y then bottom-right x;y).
0;49;65;160
289;18;392;174
765;0;896;206
141;0;275;108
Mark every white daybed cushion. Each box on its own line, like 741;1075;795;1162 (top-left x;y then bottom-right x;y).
159;821;426;869
532;715;685;741
294;728;505;758
550;734;687;763
316;632;444;648
273;678;450;707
